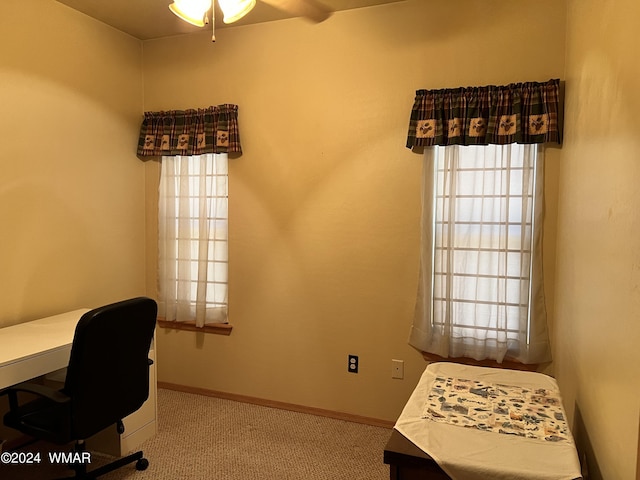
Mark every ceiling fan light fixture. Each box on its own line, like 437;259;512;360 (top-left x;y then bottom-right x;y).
169;0;213;27
218;0;256;24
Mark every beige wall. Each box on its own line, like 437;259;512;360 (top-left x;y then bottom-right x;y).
6;0;638;477
554;0;640;478
0;0;145;326
143;0;565;422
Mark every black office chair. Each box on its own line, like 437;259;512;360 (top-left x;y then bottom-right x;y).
1;297;157;479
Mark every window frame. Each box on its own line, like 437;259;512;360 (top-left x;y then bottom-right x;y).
409;143;551;365
156;153;231;332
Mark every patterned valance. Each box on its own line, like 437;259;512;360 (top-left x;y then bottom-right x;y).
137;104;241;157
406;79;561;148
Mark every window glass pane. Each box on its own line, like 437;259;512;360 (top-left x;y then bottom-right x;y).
431;145;537;349
158;154;229;324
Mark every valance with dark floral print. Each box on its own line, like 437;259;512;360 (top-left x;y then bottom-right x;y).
406;79;561;149
137;104;242;157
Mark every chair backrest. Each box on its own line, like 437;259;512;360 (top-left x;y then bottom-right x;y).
63;297;157;440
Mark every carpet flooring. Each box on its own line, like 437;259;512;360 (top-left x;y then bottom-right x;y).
1;388;392;479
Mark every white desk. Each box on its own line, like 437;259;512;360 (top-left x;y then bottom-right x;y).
0;309;157;455
0;309;89;390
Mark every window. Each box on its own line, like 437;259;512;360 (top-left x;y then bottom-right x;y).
157;153;228;327
410;144;551;364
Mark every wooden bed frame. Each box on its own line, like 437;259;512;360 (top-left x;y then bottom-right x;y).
383;430;450;480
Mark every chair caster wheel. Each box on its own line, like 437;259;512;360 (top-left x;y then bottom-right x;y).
136;458;149;471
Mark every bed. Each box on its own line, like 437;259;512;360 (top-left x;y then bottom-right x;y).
385;362;583;480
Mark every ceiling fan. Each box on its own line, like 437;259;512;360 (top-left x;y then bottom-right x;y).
169;0;332;28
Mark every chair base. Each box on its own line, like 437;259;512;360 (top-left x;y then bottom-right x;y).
55;443;149;480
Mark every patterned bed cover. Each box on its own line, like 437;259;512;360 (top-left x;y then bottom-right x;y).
394;362;582;480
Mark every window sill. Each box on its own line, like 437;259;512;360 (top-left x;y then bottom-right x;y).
420;352;539;372
157;319;233;336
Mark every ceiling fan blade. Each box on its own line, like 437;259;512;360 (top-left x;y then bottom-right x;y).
260;0;332;23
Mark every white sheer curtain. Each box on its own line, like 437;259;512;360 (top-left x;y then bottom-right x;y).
409;144;551;364
158;153;228;327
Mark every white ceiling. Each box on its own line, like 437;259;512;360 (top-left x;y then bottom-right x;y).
55;0;407;40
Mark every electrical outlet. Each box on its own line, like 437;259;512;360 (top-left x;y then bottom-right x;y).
391;359;404;379
348;355;359;374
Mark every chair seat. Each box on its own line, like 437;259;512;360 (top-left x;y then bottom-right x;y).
4;393;72;444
